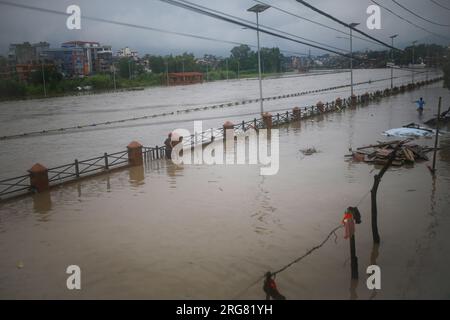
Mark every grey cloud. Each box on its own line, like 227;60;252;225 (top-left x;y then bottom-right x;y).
0;0;448;57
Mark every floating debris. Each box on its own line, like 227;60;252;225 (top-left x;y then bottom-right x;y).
347;140;439;167
300;147;318;156
424;107;450;126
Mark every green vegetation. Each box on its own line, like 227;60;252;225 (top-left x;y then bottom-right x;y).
1;43;448;100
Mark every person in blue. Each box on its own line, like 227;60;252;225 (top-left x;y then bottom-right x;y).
415;97;425;112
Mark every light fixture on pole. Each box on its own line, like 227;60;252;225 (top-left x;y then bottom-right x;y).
389;34;398;89
247;3;270;115
349;22;360;97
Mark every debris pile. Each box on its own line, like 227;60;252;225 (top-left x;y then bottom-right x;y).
347;140;438;166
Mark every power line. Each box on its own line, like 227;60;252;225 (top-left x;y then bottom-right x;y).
254;0;382;47
295;0;402;51
391;0;450;27
158;0;354;59
371;0;450;40
177;0;348;53
429;0;450;11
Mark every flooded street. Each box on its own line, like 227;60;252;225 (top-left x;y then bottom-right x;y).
0;78;449;299
0;68;441;178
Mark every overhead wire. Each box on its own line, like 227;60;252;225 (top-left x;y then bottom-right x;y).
254;0;382;47
429;0;450;11
295;0;402;51
157;0;354;58
371;0;450;40
176;0;348;53
391;0;450;27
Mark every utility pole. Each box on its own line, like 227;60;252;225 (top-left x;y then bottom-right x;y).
112;63;116;90
349;23;360;97
165;61;169;86
247;4;270;115
431;97;442;174
389;34;398;89
41;58;47;98
182;59;185;83
128;59;132;80
226;58;229;81
411;40;417;84
237;60;240;80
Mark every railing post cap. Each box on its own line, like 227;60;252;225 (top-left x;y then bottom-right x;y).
127;141;143;149
28;163;48;173
223;121;234;128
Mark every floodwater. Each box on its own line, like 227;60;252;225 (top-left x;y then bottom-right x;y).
0;75;449;299
0;68;441;178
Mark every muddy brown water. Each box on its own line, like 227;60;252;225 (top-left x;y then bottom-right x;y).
0;68;441;178
0;79;449;299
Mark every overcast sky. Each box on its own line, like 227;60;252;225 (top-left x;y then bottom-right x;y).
0;0;449;57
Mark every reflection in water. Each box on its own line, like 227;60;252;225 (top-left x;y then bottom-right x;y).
32;191;52;221
369;243;380;300
350;278;359;300
166;161;184;189
251;175;283;237
129;165;145;187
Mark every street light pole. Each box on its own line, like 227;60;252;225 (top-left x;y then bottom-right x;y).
128;59;132;80
412;40;417;84
256;11;263;113
349;22;359;97
165;60;169;86
40;54;47;97
112;63;116;90
390;34;398;89
226;58;229;81
237;60;240;80
248;4;270;115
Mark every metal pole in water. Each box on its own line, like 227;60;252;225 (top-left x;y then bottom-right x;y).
256;12;264;114
350;233;358;279
432;97;442;173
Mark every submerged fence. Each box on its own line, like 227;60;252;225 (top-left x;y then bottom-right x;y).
0;77;442;201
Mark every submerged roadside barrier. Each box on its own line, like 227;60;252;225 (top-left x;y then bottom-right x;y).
0;70;433;141
0;76;443;201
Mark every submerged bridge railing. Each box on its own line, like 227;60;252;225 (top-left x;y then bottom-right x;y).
0;77;442;201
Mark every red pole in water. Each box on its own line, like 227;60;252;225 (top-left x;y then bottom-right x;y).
432;97;441;173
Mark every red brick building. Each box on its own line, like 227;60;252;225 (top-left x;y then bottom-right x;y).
167;72;203;86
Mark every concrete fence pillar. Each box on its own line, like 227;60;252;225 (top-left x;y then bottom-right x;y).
351;94;357;106
316;101;325;113
292;107;301;120
28;163;49;193
262;112;272;129
223;121;234;142
127;141;143;166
